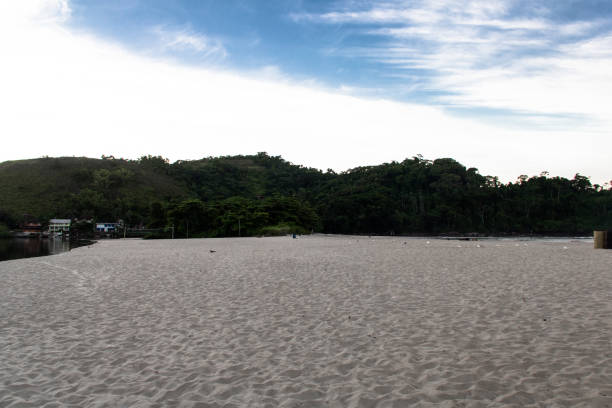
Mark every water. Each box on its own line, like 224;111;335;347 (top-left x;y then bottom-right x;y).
0;238;84;262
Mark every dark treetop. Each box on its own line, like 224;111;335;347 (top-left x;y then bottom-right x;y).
1;154;610;237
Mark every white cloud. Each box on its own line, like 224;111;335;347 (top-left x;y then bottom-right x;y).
0;0;610;185
558;21;600;37
294;0;513;26
0;0;71;25
153;26;227;61
299;1;612;127
292;7;440;25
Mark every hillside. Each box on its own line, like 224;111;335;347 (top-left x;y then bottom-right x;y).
0;154;329;235
169;153;331;201
0;156;188;225
0;154;610;236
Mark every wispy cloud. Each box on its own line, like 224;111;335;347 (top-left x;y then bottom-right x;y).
293;0;612;125
153;26;228;61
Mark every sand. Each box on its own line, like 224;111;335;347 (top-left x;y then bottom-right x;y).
1;235;611;408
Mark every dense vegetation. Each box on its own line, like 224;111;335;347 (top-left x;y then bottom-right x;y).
1;154;610;237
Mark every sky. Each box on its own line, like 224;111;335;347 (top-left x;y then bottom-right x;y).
1;0;611;184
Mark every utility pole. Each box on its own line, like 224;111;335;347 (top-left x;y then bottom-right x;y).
238;217;241;237
171;224;174;239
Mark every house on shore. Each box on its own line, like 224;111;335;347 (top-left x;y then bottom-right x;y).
18;221;43;237
49;219;71;235
96;222;121;234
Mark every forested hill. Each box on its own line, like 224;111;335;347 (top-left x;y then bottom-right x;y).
0;154;610;237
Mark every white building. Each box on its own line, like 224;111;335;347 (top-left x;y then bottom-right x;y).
49;219;71;234
96;222;120;233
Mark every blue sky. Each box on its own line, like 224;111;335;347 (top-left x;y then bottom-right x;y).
1;0;611;184
65;0;612;109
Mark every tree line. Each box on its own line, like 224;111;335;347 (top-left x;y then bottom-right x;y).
0;153;610;237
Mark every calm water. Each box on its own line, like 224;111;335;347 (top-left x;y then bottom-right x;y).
0;238;82;262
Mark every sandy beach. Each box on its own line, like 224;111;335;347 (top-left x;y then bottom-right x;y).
1;236;611;407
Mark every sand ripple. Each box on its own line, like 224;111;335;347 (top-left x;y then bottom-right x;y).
1;236;611;407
